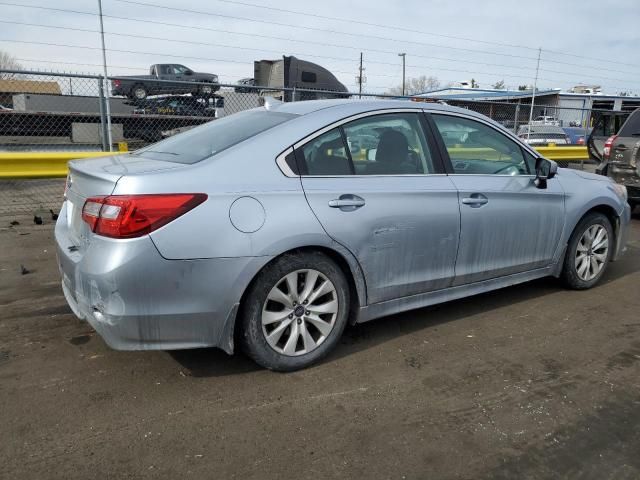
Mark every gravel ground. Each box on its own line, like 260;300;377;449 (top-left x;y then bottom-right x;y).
1;210;639;480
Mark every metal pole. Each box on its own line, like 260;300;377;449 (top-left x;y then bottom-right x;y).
398;53;406;96
97;79;108;152
526;47;541;142
98;0;113;151
358;52;363;99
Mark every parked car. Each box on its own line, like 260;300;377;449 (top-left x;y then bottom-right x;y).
0;104;12;111
562;126;592;145
588;110;631;164
111;64;219;100
531;115;560;126
596;108;640;210
517;125;570;145
235;77;256;93
130;96;216;117
56;100;631;371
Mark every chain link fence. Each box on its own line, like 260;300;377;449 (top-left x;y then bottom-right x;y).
1;68;600;220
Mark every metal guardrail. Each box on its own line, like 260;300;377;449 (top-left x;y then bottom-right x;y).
534;145;589;161
0;146;590;179
0;152;126;178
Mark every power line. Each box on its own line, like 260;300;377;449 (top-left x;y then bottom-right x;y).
2;37;639;92
111;0;640;71
127;0;540;52
106;0;542;62
4;13;639;81
3;0;640;76
3;18;638;89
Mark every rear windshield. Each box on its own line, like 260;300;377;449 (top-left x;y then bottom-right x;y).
618;109;640;137
132;109;297;164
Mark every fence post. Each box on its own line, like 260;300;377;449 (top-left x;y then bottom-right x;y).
97;78;109;152
513;102;520;134
291;86;296;102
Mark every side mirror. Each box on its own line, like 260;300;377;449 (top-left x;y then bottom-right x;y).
534;157;558;189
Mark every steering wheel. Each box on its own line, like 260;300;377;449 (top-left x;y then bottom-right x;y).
493;164;521;175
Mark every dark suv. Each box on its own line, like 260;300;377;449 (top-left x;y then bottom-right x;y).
597;108;640;210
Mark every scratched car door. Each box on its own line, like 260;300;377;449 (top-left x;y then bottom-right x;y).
298;111;460;304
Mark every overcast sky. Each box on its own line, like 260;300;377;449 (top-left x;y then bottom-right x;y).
1;0;639;94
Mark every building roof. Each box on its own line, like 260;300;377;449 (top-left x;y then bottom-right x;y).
414;87;561;101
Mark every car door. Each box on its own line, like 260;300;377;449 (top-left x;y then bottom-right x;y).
297;110;460;304
429;112;565;286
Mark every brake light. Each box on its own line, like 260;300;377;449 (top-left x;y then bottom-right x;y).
112;79;121;87
603;135;617;160
577;137;585;145
82;194;207;238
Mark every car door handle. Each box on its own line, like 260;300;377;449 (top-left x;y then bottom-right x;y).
328;195;365;210
462;194;489;207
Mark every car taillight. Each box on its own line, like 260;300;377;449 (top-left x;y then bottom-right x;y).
577;137;585;145
112;79;121;87
81;194;207;239
603;135;617;160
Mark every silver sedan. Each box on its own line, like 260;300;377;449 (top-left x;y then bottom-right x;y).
56;99;631;371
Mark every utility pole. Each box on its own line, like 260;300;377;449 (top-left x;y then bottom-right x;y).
98;0;113;151
358;52;364;99
527;47;541;142
398;53;406;96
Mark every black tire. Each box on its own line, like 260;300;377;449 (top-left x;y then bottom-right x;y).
197;83;213;97
130;84;147;100
560;212;614;290
239;251;350;372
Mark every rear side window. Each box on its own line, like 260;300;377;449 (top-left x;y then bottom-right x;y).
618;110;640;137
132;110;297;164
299;128;353;175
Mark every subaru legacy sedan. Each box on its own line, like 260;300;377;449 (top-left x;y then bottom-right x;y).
56;100;631;371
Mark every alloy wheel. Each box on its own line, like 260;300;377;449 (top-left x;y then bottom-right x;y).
261;269;339;356
575;223;609;281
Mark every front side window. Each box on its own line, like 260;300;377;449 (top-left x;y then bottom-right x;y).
432;114;530;175
343;113;434;175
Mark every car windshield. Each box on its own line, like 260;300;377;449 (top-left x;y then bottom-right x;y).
132;109;297;164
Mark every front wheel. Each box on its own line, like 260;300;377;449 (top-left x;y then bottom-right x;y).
560;212;613;289
239;252;350;371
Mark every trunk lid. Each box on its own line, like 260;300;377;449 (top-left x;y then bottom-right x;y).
62;154;184;247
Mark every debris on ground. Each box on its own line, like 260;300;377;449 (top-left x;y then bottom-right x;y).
20;264;30;275
33;216;43;225
49;209;59;221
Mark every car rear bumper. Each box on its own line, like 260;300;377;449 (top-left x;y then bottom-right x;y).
55;209;271;353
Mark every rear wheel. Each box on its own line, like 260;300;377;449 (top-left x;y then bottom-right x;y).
560;212;613;289
130;84;148;100
240;251;349;371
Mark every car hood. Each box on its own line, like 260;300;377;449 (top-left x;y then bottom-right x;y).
565;168;611;183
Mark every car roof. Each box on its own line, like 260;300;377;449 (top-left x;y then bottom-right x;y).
267;98;483;119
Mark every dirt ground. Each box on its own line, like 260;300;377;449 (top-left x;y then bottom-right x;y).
1;209;639;480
